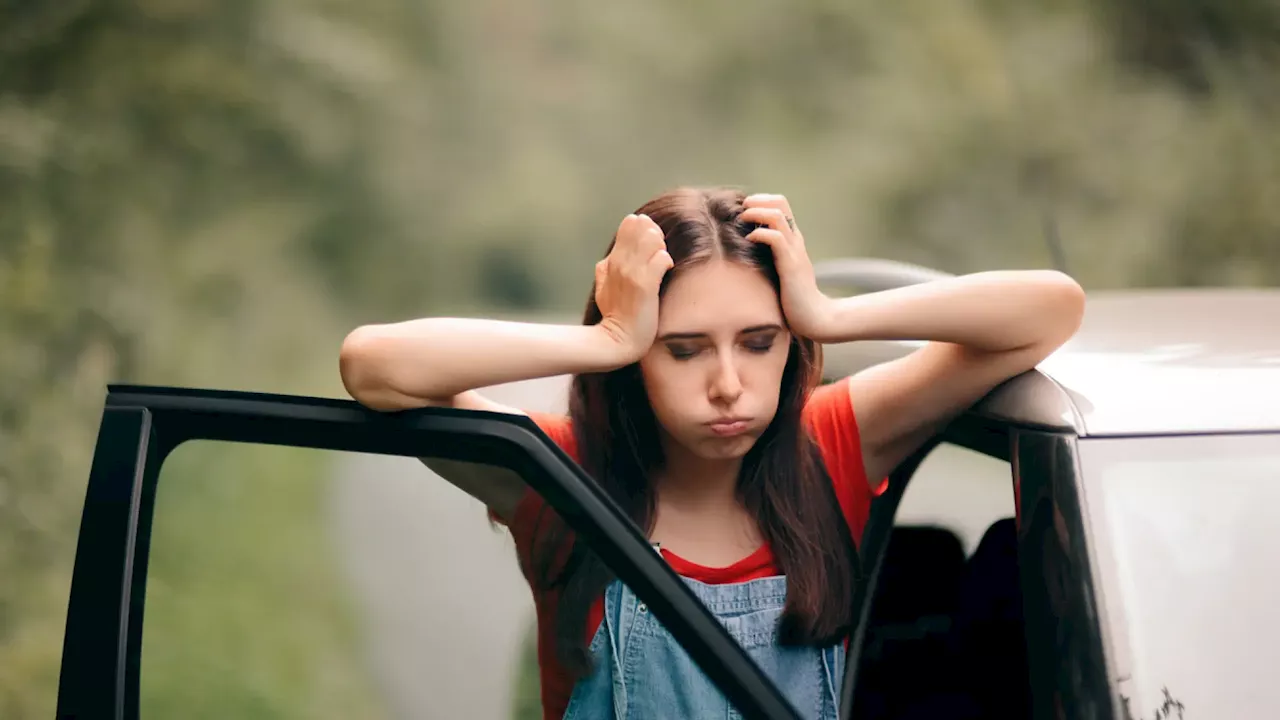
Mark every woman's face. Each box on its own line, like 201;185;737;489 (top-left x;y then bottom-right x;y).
639;259;792;461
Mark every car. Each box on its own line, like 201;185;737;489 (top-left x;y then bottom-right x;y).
817;260;1280;720
54;259;1280;720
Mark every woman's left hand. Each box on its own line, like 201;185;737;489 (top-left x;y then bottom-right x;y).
741;193;835;342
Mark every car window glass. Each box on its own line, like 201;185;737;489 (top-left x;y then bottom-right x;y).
139;434;800;720
1079;434;1280;720
141;441;537;720
896;441;1014;552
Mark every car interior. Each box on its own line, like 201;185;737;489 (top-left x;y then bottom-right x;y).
851;443;1033;720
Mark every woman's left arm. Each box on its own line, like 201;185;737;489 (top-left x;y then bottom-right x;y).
742;194;1086;484
820;270;1085;482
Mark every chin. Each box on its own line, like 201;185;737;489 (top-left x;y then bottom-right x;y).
690;434;759;460
693;446;749;461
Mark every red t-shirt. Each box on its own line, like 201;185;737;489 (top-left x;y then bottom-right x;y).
499;378;881;720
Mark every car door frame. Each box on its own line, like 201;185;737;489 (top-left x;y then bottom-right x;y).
835;411;1117;719
1012;429;1116;719
55;384;804;720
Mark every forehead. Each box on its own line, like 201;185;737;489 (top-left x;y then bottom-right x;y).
658;260;782;332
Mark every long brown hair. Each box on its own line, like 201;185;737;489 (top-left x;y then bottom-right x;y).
527;186;862;677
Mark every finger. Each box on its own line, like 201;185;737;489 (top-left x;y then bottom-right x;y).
739;207;792;235
611;215;644;264
614;213;640;242
617;214;664;258
744;194;800;236
632;219;665;257
595;258;608;289
745;227;790;258
635;212;662;234
635;215;666;252
744;193;794;217
743;208;802;247
647;248;674;283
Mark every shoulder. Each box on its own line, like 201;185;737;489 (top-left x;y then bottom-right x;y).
488;412;578;529
802;378;856;434
527;411;579;461
802;378;883;541
490;411;579;579
801;378;863;478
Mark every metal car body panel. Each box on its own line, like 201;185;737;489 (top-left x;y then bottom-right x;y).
825;288;1280;436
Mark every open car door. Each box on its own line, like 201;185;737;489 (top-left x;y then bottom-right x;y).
54;385;805;720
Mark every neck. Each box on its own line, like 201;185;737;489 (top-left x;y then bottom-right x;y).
653;435;742;509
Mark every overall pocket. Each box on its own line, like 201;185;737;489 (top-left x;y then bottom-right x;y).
722;607;829;720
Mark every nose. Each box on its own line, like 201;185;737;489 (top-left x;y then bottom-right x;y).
709;356;744;405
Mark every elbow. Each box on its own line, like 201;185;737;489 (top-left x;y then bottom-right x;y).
1048;270;1087;339
339;325;403;411
1029;270;1086;348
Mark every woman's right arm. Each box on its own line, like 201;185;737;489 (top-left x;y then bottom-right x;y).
338;318;630;411
338;319;627;522
338;212;673;521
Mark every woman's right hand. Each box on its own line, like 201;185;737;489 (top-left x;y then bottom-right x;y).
594;213;674;364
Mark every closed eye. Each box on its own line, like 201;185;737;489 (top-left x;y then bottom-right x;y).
666;344;701;360
743;332;779;354
663;329;782;360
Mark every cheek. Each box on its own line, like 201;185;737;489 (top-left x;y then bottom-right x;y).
639;355;699;423
744;350;789;408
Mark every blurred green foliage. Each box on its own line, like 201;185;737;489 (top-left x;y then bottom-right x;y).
3;0;1279;717
510;625;542;720
141;443;384;719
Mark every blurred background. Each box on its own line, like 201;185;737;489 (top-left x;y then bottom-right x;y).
3;0;1279;718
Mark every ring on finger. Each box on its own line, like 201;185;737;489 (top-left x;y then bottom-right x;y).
785;216;796;231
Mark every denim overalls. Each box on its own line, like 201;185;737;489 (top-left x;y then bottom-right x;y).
561;564;846;719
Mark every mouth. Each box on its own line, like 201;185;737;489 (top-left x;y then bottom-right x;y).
706;417;751;437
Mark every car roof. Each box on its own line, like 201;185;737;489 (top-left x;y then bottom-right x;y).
822;288;1280;437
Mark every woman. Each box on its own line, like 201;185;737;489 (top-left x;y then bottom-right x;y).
339;186;1085;719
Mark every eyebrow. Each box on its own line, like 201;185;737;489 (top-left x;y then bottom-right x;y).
657;324;784;342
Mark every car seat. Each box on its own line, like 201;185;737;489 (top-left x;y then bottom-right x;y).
948;517;1032;719
853;525;968;719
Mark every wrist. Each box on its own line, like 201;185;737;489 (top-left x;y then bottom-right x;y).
585;321;645;370
808;293;865;344
795;292;837;344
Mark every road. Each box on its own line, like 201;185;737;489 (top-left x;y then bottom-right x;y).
327;373;1012;719
328;375;572;720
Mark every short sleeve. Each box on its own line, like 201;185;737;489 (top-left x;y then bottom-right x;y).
802;377;885;544
485;412;580;579
485;412;578;525
526;411;578;460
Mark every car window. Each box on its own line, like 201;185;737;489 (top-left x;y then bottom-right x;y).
896;441;1015;553
1079;433;1280;720
141;442;533;720
852;440;1031;719
142;440;808;720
